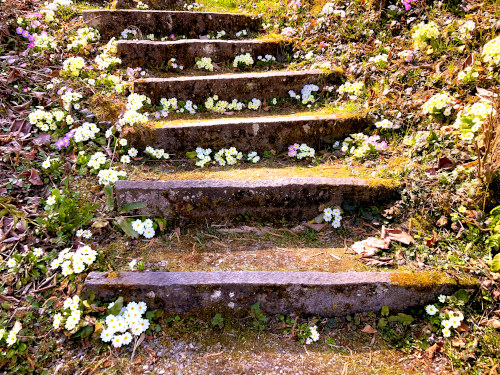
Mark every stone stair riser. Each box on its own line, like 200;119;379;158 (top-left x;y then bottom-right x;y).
132;115;369;153
83;10;261;40
133;70;341;103
84;271;475;316
115;178;399;223
117;39;288;69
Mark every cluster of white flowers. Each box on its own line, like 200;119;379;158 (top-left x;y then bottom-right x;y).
411;21;439;49
76;229;92;239
257;55;276;63
422;92;456;119
61;91;82;111
482;36;500;67
375;119;401;130
457;66;479;84
131;219;155;239
195;147;212;167
120;28;138;40
67;26;100;51
235;29;247;37
95;38;121;70
247;98;262;110
247;151;260;163
119;94;150;127
337;81;365;98
323;207;342;228
160;97;178;111
425;295;465;338
205;96;244;114
101;301;150;348
322;2;335;15
339;133;388;159
184;2;202;11
53;296;82;331
34;33;57;51
41;0;72;22
127;93;151;111
214;147;243;166
145;146;170;160
456;20;475;41
62;56;86;77
288;143;315;159
98;168;127;185
195;57;214;71
136;1;149;9
28;107;65;131
51;246;97;276
87;151;108;170
216;30;226;39
73;122;100;143
305;325;320;345
233;53;254;68
0;322;22;347
300;84;319;104
368;54;388;67
453;101;496;142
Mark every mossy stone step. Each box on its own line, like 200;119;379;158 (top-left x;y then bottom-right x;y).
132;113;369;153
113;0;184;9
115;177;398;224
83;270;477;316
133;69;341;103
82;10;261;40
117;39;288;68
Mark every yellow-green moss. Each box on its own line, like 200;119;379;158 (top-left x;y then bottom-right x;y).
390;270;478;290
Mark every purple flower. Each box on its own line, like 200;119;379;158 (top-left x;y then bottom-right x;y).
403;0;416;11
28;35;36;42
161;109;169;117
55;138;66;150
32;20;41;28
22;87;30;93
288;149;297;157
22;30;30;38
170;34;175;39
154;112;161;119
16;27;23;35
27;42;35;49
57;89;64;95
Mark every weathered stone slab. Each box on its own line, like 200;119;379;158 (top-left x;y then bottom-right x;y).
114;0;184;9
115;178;398;223
133;114;369;153
82;10;261;40
117;39;287;68
84;271;477;316
133;70;341;103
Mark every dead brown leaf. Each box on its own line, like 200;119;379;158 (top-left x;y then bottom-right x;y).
361;324;377;334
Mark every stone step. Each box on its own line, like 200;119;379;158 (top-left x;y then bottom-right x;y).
82;10;261;40
113;0;184;9
133;69;341;103
83;270;477;316
132;113;369;153
117;39;288;69
115;177;398;224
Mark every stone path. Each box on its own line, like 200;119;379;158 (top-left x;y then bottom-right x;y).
82;2;472;315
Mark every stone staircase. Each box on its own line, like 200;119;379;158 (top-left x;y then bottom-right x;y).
81;2;476;315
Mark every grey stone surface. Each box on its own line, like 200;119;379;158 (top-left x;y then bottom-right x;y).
84;271;474;316
117;39;288;68
83;10;261;40
133;70;342;103
132;114;370;153
115;178;398;223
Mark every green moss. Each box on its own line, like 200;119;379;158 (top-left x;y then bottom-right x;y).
390;270;478;290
